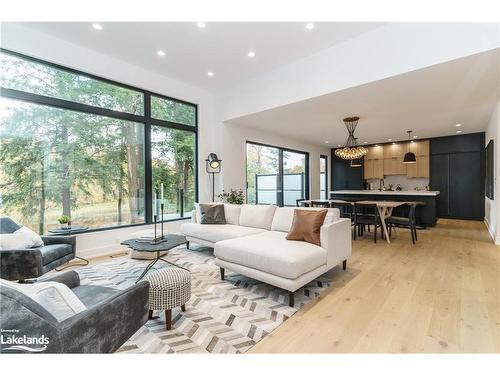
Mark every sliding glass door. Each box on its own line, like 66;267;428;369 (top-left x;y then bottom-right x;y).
246;142;309;206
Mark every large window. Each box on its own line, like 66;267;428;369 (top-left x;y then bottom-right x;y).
246;142;309;207
0;50;197;234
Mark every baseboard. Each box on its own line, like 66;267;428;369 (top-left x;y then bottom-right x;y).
483;218;500;245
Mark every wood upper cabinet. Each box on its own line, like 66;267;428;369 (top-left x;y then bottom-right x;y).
384;157;406;175
409;140;430;156
406;155;430;178
363;140;430;178
365;145;384;160
406;141;430;178
364;158;384;179
383;143;405;159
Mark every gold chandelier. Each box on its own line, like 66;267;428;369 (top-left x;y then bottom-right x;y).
334;116;368;160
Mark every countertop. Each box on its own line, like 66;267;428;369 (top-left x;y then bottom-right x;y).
330;190;440;197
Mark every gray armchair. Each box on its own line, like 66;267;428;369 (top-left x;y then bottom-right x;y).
0;217;76;281
0;270;150;353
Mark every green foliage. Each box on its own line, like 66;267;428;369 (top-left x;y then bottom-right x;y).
58;215;71;224
0;52;196;233
218;189;245;205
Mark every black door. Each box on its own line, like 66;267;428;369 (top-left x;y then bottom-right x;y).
449;152;482;219
430;153;450;217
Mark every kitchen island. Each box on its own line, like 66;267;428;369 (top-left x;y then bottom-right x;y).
330;190;440;227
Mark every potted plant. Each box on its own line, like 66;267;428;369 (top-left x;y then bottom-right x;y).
58;215;72;229
218;189;245;205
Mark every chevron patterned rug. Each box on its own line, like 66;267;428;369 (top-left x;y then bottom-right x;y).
76;245;333;353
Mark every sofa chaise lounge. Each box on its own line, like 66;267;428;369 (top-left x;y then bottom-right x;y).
180;204;352;306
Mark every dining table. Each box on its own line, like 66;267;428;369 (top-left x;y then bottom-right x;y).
355;200;406;244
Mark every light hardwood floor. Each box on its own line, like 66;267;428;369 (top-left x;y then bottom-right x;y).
250;219;500;353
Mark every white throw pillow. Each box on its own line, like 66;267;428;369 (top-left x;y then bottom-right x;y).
0;233;33;250
239;204;277;230
271;207;341;232
15;226;44;248
0;279;87;322
223;204;241;225
194;203;202;223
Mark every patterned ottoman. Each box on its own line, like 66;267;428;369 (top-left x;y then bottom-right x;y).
144;267;191;330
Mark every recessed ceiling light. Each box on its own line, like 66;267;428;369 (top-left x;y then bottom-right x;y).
337;144;341;147
157;50;165;57
324;141;329;144
305;23;315;30
92;23;103;31
247;51;256;58
456;130;462;134
207;71;214;77
413;135;418;139
197;22;206;28
364;141;368;144
455;123;462;127
387;138;392;141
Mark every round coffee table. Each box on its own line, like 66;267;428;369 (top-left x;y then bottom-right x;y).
121;234;188;282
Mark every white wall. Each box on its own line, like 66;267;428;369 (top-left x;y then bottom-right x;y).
485;102;500;244
220;123;330;200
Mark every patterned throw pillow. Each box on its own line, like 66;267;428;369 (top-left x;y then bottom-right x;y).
199;204;226;224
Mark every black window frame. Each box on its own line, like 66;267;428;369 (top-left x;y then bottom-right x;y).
245;141;310;207
320;154;328;200
0;48;198;233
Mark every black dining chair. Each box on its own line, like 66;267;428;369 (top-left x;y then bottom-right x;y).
386;202;418;244
331;200;357;240
310;200;330;208
353;202;382;243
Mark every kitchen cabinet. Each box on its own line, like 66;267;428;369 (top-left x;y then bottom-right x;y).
365;145;384;160
430;133;485;220
383;143;404;158
331;151;363;190
409;140;430;156
383;156;406;175
406;155;429;178
364;158;384;179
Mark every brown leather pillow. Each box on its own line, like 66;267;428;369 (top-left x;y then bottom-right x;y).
286;209;328;246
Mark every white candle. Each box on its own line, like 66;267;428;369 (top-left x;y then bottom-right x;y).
160;183;164;202
153;190;158;216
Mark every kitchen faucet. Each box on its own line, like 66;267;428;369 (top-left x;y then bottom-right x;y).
379;179;384;192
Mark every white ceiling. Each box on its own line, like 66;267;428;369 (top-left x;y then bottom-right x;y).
21;22;384;91
227;48;500;146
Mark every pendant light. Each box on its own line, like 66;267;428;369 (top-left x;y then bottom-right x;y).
403;130;417;164
350;158;362;167
334;116;368;160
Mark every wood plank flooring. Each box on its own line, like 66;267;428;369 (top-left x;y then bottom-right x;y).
249;219;500;353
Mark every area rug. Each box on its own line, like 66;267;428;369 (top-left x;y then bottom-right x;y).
76;245;333;353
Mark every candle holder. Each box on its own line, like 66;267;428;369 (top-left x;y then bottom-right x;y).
161;203;164;239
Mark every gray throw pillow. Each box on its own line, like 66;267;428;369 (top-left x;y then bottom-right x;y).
200;204;226;224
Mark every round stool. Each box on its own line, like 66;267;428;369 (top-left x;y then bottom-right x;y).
144;267;191;330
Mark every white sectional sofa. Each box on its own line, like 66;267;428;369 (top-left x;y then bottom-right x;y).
180;204;352;306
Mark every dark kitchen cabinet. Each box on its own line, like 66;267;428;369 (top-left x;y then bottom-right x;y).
331;151;363;190
430;133;485;220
